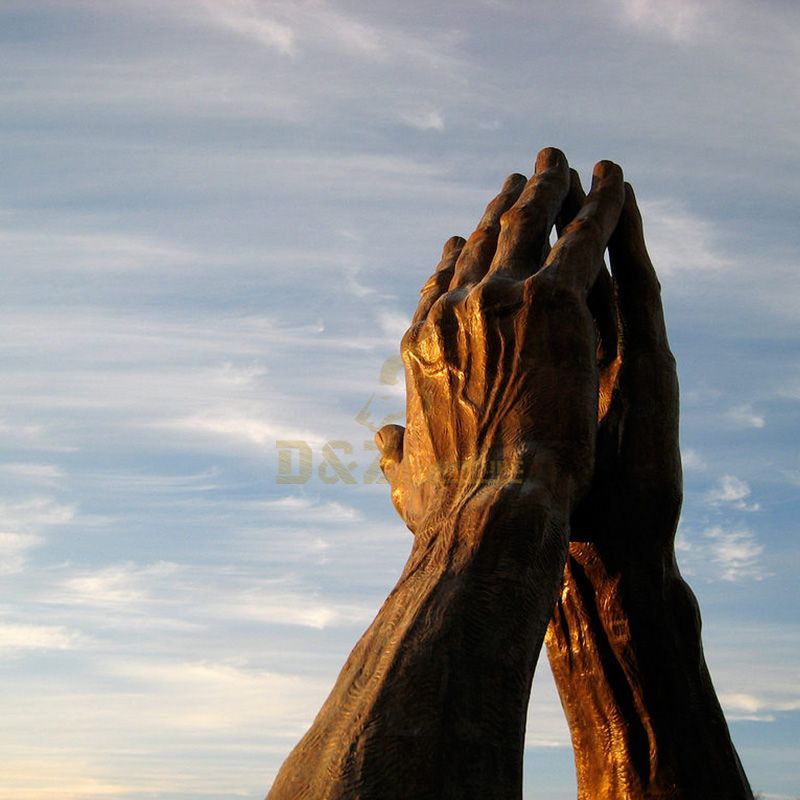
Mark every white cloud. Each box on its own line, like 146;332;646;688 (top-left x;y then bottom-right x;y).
0;418;72;452
171;412;323;449
681;448;706;471
0;496;76;572
59;561;182;607
0;496;76;528
0;532;43;575
196;0;462;69
0;497;75;573
398;108;445;132
105;657;331;734
716;691;800;722
0;226;194;273
201;0;296;56
260;496;362;523
48;554;375;630
216;590;372;629
726;404;766;429
718;688;800;723
0;463;64;483
613;0;708;42
0;623;78;652
706;475;750;504
641;199;729;276
705;623;800;724
705;475;759;511
703;525;765;581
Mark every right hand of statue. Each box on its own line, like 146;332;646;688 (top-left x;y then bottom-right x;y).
375;148;625;540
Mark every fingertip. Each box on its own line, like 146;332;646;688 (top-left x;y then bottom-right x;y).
536;147;568;173
591;160;623;187
443;235;466;255
375;424;405;460
503;173;528;192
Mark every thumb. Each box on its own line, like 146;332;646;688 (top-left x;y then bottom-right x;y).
375;424;405;482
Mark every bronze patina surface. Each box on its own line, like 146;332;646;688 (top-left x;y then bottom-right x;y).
545;178;753;800
266;149;752;800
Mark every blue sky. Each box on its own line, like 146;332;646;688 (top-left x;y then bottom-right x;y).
1;1;798;798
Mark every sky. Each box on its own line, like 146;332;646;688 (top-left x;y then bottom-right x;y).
0;1;798;798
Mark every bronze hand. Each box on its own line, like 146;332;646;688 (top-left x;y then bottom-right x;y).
267;148;624;799
546;180;754;800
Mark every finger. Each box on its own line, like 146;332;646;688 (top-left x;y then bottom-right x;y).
556;169;618;363
413;236;466;323
587;265;618;366
487;147;570;280
448;173;527;289
375;424;405;484
555;168;586;236
540;160;625;294
608;184;679;507
608;182;670;354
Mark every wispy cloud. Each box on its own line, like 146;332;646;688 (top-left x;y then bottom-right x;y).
703;525;766;581
398;108;445;132
611;0;708;42
0;225;195;273
212;585;373;629
705;623;800;723
725;404;766;429
0;623;78;652
171;413;321;449
681;447;706;471
106;657;331;732
705;475;760;511
57;561;182;607
0;497;75;573
719;691;800;723
641;199;729;276
0;463;64;484
0;496;76;528
0;532;43;576
196;0;463;69
200;0;296;56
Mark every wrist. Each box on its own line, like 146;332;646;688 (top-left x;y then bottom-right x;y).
548;543;754;800
409;475;569;577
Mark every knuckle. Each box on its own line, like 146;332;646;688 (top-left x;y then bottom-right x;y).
564;215;603;241
474;217;501;238
500;204;533;230
469;275;520;311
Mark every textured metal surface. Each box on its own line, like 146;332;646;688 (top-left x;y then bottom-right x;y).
266;150;752;799
546;180;753;800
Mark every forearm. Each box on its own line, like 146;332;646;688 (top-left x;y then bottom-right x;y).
546;542;753;800
269;496;569;800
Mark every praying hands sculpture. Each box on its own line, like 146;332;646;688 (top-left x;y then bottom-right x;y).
266;149;753;799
